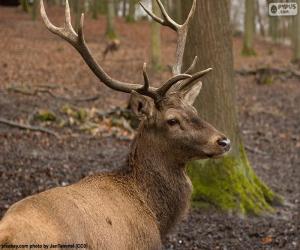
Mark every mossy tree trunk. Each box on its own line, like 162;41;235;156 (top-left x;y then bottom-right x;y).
20;0;29;13
182;0;281;215
242;0;256;56
151;0;161;70
106;0;118;39
292;0;300;64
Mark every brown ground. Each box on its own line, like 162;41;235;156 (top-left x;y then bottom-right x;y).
0;6;299;250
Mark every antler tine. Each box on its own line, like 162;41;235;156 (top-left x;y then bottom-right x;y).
78;13;85;44
157;74;192;97
142;63;150;91
139;2;164;25
64;0;75;33
155;0;180;31
139;0;179;32
138;64;192;103
41;0;77;44
184;56;198;74
179;68;213;91
183;0;197;27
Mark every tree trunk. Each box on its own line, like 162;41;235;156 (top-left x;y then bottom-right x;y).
126;0;136;22
256;0;265;37
267;0;279;43
292;0;300;63
20;0;29;13
151;0;161;70
173;0;182;24
106;0;118;39
182;0;281;215
98;0;107;15
242;0;256;56
31;0;38;21
122;0;127;17
91;0;99;20
71;0;84;31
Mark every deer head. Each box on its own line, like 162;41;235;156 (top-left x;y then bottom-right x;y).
40;0;231;160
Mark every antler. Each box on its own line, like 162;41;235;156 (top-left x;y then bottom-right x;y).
40;0;192;104
140;0;212;87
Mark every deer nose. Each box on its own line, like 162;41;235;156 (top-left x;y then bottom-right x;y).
217;137;231;151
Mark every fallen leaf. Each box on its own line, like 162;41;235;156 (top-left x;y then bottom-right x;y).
261;236;273;245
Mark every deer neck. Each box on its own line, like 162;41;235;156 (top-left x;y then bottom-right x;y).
128;124;193;237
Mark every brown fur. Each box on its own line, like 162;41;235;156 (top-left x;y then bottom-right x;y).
0;92;229;249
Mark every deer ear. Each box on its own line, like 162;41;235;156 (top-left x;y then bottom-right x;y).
130;91;154;119
181;81;202;105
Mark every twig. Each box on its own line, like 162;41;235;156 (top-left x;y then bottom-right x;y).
245;145;268;156
235;67;300;79
7;86;100;103
0;118;59;138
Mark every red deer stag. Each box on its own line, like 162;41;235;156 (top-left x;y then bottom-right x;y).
0;0;231;249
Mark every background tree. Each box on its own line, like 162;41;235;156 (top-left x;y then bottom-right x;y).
31;0;38;21
106;0;118;39
20;0;29;13
122;0;127;17
91;0;99;20
97;0;107;15
126;0;136;22
172;0;182;23
292;0;300;63
242;0;256;55
150;0;161;70
267;0;279;43
182;0;281;214
256;0;265;37
70;0;84;31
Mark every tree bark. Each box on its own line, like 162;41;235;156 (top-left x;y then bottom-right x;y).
242;0;256;56
182;0;281;214
151;0;161;70
106;0;118;39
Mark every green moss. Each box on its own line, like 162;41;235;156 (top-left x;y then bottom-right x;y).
241;47;257;57
126;16;135;23
105;30;118;40
187;145;282;215
259;74;274;85
61;105;87;123
34;109;56;122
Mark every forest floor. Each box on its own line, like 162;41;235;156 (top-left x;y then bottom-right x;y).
0;6;299;250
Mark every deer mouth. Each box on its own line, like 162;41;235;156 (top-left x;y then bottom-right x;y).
205;150;230;159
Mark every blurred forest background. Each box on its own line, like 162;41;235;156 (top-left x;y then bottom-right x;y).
0;0;299;249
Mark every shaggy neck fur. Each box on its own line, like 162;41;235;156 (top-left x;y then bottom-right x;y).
128;122;193;237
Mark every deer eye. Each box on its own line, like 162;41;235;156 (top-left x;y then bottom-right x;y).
167;118;179;126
